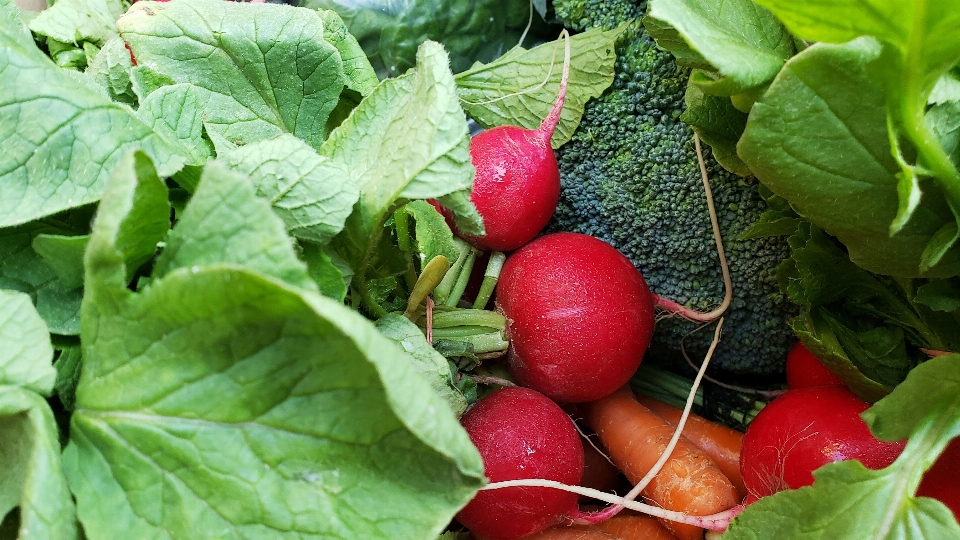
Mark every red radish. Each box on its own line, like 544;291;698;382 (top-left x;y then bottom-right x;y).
917;438;960;519
740;386;904;501
785;342;844;390
456;387;584;540
441;33;571;252
496;232;655;403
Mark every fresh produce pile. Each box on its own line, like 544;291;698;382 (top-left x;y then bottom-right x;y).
2;0;960;539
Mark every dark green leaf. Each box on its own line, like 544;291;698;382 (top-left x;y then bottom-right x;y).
915;278;960;313
53;345;81;411
680;83;750;176
31;234;89;290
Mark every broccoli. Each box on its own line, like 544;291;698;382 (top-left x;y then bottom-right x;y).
547;0;797;377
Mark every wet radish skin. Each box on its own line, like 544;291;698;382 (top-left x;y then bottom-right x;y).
459;125;560;251
741;386;904;499
785;342;845;390
496;233;656;403
456;387;584;540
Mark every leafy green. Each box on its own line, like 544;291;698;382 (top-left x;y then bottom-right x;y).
645;0;794;96
32;234;89;290
317;8;379;97
738;39;960;278
0;0;183;228
118;0;345;149
27;0;119;47
53;345;82;411
136;84;214;167
217;134;359;245
779;223;960;402
726;354;960;540
64;150;484;540
375;313;468;417
0;223;84;335
755;0;960;237
680;83;750;176
402;200;461;268
0;290;55;395
86;36;136;106
300;241;348;301
0;387;77;540
454;26;623;148
154;161;318;292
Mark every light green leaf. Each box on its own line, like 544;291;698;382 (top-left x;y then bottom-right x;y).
0;224;83;335
28;0;116;47
325;40;481;279
0;386;77;540
317;8;378;96
32;234;89;290
153;162;317;293
118;0;345;149
65;156;485;539
129;64;175;102
0;290;55;395
136;84;214;167
726;355;960;540
402;200;461;266
646;0;793;95
217;134;359;245
86;36;137;106
738;39;960;277
454;26;622;148
0;11;183;228
300;241;348;301
376;313;468;417
680;83;750;176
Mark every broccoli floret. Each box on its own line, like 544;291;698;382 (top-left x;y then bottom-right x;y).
548;0;797;377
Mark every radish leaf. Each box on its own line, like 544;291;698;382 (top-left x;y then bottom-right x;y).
136;84;213;167
0;290;55;395
32;234;89;290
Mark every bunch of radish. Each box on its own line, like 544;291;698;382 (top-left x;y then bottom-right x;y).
427;29;956;540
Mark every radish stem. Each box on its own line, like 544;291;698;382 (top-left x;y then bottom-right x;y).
444;247;479;307
472;251;507;309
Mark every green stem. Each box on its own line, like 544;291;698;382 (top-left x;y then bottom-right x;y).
432;326;503;338
443;247;479;307
393;208;418;291
354;276;388;319
432;308;506;330
459;332;510;354
472;251;506;309
434;239;471;304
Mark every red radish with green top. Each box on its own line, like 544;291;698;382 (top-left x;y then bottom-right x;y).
439;32;571;252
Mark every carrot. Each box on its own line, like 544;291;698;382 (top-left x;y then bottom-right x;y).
587;515;679;540
584;387;739;540
635;395;746;499
473;528;619;540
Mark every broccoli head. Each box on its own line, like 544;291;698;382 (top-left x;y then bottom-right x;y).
548;0;797;377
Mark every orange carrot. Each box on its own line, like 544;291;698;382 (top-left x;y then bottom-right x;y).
584;387;739;540
473;528;618;540
587;515;679;540
635;395;746;499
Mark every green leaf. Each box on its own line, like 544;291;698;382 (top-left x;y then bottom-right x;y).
325;40;481;279
756;0;960;232
85;151;170;290
300;241;348;301
217;134;359;245
0;290;55;395
915;278;960;313
726;355;960;540
153;162;316;292
680;83;751;176
129;64;175;103
0;10;183;228
27;0;116;47
646;0;793;95
31;234;89;290
0;224;83;336
86;36;137;106
136;84;214;167
375;313;468;417
53;345;82;411
0;386;77;540
118;0;345;149
402;200;461;267
317;8;378;97
66;155;485;539
739;39;960;277
454;26;622;148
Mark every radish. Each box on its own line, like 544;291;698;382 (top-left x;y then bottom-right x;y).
785;342;844;390
740;386;904;501
440;32;571;252
456;387;584;540
917;438;960;520
495;232;656;403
